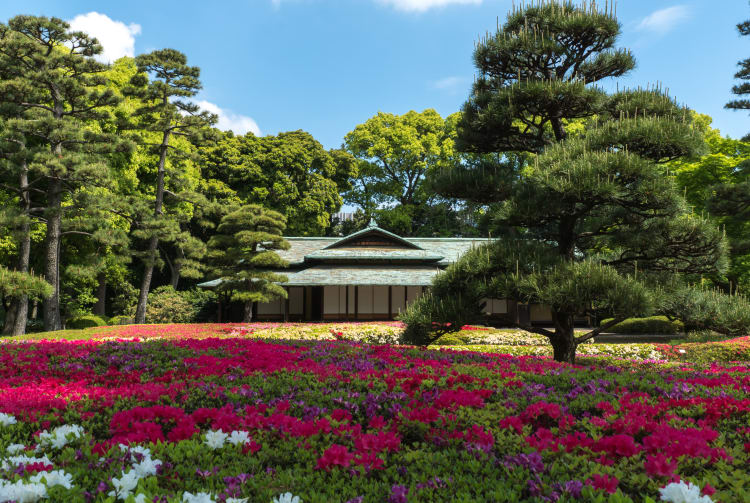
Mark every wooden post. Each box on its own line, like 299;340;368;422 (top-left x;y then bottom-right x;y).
388;285;393;320
284;287;290;322
354;286;359;320
302;287;307;321
345;285;350;321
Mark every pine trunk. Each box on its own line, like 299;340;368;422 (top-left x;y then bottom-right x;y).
4;162;32;336
94;272;107;317
134;130;171;324
44;177;63;332
243;301;254;323
550;310;577;364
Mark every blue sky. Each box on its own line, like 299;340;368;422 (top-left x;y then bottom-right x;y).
2;1;749;148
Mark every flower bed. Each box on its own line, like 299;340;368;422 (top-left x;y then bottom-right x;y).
0;338;748;502
655;335;750;365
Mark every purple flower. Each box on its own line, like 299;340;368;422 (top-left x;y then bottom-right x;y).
388;484;409;503
564;480;583;499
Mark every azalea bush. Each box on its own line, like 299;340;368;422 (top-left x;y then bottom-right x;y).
0;337;748;502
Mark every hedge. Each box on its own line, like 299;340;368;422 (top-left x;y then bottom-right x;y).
600;316;683;335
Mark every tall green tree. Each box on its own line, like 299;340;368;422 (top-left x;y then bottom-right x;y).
726;6;750;141
401;1;726;363
201;130;356;236
669;114;750;290
125;49;216;324
206;205;289;322
0;16;129;331
343;109;470;236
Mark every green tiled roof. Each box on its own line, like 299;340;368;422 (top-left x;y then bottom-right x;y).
284;265;441;286
304;247;444;262
198;224;494;289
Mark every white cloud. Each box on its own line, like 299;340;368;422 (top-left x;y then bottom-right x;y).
196;100;262;136
432;76;468;91
637;5;690;34
68;12;141;63
377;0;481;12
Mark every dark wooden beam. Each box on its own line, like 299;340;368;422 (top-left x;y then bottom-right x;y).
388;285;393;320
284;287;290;322
354;286;359;320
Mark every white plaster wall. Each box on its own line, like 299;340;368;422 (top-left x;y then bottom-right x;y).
358;286;373;314
324;286;339;315
392;286;406;314
257;298;282;315
348;287;355;315
339;286;347;314
373;286;389;314
406;286;422;306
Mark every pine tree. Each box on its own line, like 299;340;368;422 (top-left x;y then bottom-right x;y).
0;16;130;331
125;49;216;324
207;205;289;322
726;9;750;140
401;1;727;363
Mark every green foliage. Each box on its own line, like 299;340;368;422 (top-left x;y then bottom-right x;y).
201;130;356;236
659;286;750;336
458;1;634;152
145;286;197;324
0;265;52;301
599;316;683;335
207;205;289;315
108;315;134;326
403;2;727;363
66;314;108;330
343;109;481;236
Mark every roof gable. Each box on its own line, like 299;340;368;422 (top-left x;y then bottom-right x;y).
323;221;424;251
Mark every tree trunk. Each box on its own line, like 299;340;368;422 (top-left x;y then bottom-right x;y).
44;177;63;332
550;117;567;142
2;303;17;336
94;272;107;317
134;129;171;324
550;310;577;364
243;301;253;323
3;162;33;336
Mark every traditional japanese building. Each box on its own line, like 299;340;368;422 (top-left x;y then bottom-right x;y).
199;220;553;324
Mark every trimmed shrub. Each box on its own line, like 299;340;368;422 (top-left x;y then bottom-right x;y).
660;287;750;336
66;314;107;329
600;316;683;335
145;287;217;324
108;315;134;326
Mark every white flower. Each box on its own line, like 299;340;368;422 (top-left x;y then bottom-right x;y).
132;457;162;478
659;481;714;503
227;430;251;446
273;493;302;503
119;444;153;460
29;469;74;490
134;495;148;503
0;479;48;502
204;429;228;450
182;491;216;503
108;469;140;500
5;443;26;454
226;498;248;503
0;412;17;427
37;424;85;450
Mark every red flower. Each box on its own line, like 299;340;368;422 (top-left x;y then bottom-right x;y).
586;474;619;494
644;455;677;477
316;444;354;471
